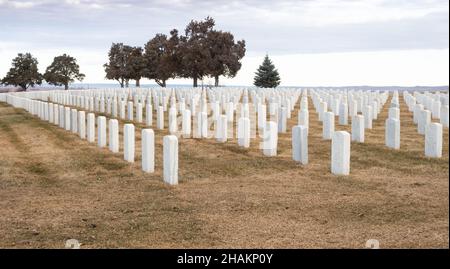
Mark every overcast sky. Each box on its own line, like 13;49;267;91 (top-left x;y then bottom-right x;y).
0;0;448;86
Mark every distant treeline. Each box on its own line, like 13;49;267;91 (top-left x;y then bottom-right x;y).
104;16;246;88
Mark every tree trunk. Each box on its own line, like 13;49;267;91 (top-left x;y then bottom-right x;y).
64;83;69;90
136;79;140;87
118;79;124;88
214;75;219;87
155;79;166;87
125;79;129;88
193;77;198;87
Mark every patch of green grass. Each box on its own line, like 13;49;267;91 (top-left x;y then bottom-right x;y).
352;142;448;174
97;157;129;171
26;162;50;176
0;117;29;153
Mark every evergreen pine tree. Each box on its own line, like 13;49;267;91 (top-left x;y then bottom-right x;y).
253;54;280;88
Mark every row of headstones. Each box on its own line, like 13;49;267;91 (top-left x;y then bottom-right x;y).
3;88;442;178
310;89;388;141
378;91;446;158
385;93;401;150
310;89;446;161
4;91;261;180
4;90;293;181
403;91;448;158
308;89;389;175
3;90;309;175
61;91;256;149
32;88;347;150
1;94;180;185
44;88;309;153
300;89;443;174
48;95;249;143
290;122;350;175
28;87;409;124
0;88;382;177
31;87;305;123
54;91;284;162
35;87;347;108
34;87;305;142
3;90;256;152
257;90;350;175
35;90;245;124
35;88;268;112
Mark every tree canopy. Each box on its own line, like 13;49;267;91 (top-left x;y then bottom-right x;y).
104;43;133;88
126;46;146;87
1;53;43;90
207;30;246;86
104;17;246;87
43;54;85;90
179;16;215;87
143;30;181;87
253;54;281;88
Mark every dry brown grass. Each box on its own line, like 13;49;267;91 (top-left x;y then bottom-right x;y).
0;95;448;248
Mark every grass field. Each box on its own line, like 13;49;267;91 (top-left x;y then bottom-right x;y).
0;96;448;248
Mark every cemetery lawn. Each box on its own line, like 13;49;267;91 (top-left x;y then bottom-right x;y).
0;98;448;248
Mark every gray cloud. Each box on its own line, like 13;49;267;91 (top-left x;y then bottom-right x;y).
0;0;448;55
